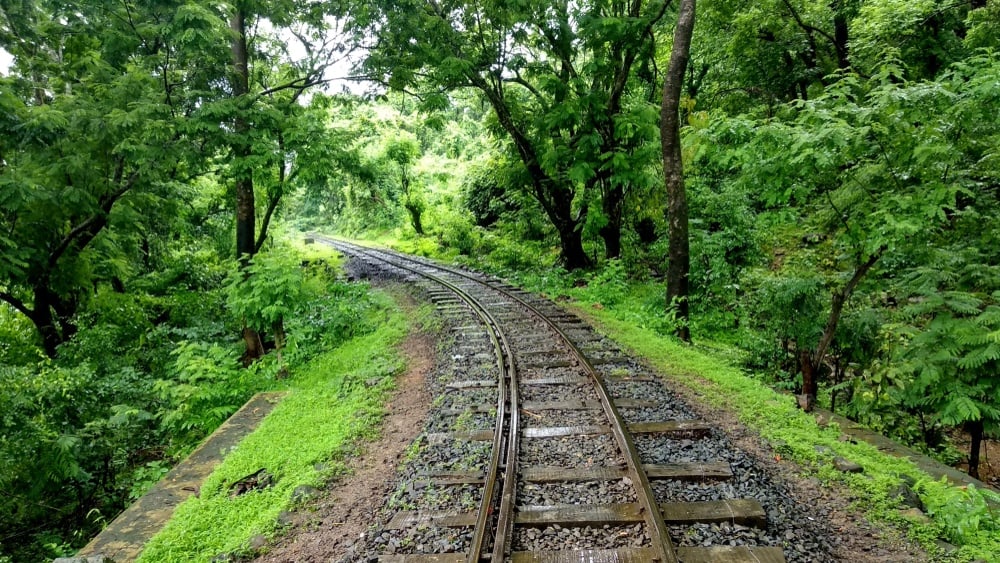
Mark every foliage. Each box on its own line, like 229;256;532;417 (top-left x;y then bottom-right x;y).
137;290;411;562
0;231;385;561
225;251;307;336
154;341;253;452
0;362;158;561
4;0;1000;559
462;155;524;228
0;8;184;355
352;0;672;267
919;480;1000;546
850;0;970;79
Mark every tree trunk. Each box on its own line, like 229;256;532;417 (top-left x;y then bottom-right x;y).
467;75;590;270
401;172;424;235
833;7;850;69
230;8;254;262
600;183;623;259
405;202;425;235
241;325;265;367
830;357;842;413
255;134;288;253
557;226;589;270
800;249;884;410
230;6;263;364
966;419;983;480
31;286;64;358
661;0;696;343
798;349;817;411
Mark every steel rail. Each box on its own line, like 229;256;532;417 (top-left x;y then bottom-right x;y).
319;236;679;563
318;237;519;563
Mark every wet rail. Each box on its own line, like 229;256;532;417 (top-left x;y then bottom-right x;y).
316;236;785;563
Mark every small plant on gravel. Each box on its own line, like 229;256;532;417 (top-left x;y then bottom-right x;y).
453;408;475;431
386;484;417;511
402;438;424;463
459;489;477;510
609;367;630;378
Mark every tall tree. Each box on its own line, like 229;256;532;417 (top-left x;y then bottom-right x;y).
384;134;426;235
661;0;696;342
230;4;255;261
209;0;348;361
354;0;670;268
0;0;203;356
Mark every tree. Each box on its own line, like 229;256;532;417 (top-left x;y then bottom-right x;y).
354;0;671;268
662;0;697;342
0;0;201;357
384;134;426;234
895;253;1000;479
727;52;1000;410
691;0;856;114
204;0;349;361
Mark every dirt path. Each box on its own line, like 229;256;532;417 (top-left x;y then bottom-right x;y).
252;331;434;563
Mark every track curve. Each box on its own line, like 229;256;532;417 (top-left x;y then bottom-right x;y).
316;236;786;563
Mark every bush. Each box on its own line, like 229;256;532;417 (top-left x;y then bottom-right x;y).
0;363;158;562
154;340;259;453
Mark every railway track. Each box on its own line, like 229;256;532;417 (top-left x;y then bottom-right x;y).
317;236;786;563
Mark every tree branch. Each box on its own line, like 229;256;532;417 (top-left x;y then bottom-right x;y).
506;72;548;108
812;245;886;369
254;75;326;99
779;0;841;58
255;191;282;253
0;290;33;318
47;163;139;270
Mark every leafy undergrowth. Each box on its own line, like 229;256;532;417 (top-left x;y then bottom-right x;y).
570;306;1000;562
136;290;411;562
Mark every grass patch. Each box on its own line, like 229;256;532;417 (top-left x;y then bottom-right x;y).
137;290;409;562
570;304;999;561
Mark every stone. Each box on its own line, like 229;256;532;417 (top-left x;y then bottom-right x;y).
890;481;924;510
898;508;931;524
935;540;958;555
249;534;268;550
832;456;864;473
276;510;296;527
228;468;274;497
814;445;833;456
53;558;114;563
815;412;831;427
291;484;321;503
796;394;814;411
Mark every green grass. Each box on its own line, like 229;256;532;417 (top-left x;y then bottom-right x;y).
572;305;1000;562
137;290;410;562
